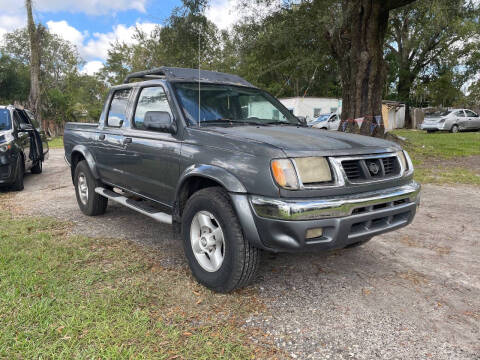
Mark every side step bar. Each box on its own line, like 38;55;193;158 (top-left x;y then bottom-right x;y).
95;187;172;224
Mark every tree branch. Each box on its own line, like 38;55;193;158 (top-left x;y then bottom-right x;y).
385;0;417;11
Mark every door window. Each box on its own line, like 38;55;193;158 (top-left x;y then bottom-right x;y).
107;89;131;127
465;110;478;117
454;110;465;117
133;87;173;130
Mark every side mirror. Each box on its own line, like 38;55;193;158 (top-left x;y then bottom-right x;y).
108;117;124;128
296;116;307;126
144;111;177;134
19;123;34;132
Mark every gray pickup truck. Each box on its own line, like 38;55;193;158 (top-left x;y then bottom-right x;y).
64;67;420;293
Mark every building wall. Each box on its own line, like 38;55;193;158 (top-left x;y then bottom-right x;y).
280;97;342;122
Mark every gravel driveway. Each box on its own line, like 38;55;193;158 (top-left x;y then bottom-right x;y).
7;149;480;359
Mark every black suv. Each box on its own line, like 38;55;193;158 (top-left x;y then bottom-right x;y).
0;105;49;191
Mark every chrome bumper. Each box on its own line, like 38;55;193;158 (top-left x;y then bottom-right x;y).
250;181;421;221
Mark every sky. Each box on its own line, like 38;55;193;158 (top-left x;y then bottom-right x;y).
0;0;247;75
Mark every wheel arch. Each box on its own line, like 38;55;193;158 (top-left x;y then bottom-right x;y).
70;145;99;182
174;165;247;218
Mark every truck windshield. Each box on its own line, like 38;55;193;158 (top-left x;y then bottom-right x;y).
173;83;299;126
0;109;11;131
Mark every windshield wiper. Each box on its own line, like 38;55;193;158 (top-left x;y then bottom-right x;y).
263;121;303;126
200;119;267;126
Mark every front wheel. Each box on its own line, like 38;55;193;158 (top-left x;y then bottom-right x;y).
450;125;459;133
31;160;43;174
74;160;108;216
181;187;260;293
10;155;24;191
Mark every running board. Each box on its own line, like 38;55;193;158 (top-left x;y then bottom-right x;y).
95;187;172;224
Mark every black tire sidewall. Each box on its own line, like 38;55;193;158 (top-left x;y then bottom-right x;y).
11;154;24;191
74;161;98;215
181;190;244;291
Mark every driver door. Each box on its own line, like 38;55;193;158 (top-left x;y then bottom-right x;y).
12;110;32;169
465;110;480;130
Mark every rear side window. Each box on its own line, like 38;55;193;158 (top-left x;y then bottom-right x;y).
454;110;465;117
107;89;131;126
133;87;173;130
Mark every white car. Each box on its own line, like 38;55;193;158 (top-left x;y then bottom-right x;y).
308;113;340;131
421;109;480;133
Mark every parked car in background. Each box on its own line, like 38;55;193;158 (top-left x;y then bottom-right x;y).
0;105;49;191
308;113;340;130
64;67;420;293
421;109;480;133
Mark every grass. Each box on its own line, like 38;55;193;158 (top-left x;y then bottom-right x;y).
48;136;64;149
391;129;480;186
0;206;278;359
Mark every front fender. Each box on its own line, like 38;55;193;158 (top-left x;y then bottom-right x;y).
176;164;247;196
70;145;100;180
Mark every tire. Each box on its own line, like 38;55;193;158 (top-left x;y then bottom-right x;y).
74;160;108;216
181;187;260;293
31;160;43;174
10;154;24;191
426;130;436;133
450;125;459;133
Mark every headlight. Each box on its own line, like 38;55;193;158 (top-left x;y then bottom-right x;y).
271;157;333;189
294;157;332;184
0;143;12;153
397;150;413;174
439;118;446;123
271;159;299;189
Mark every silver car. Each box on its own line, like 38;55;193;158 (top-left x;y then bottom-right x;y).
309;113;341;131
421;109;480;133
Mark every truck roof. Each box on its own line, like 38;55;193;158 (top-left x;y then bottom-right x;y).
122;66;256;88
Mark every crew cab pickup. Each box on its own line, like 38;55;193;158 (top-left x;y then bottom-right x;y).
64;67;420;293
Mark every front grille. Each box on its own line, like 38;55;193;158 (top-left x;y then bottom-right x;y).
341;156;400;182
342;160;362;180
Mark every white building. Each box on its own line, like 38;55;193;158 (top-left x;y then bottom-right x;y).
280;97;342;122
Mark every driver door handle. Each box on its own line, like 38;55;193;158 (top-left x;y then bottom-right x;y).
123;137;132;145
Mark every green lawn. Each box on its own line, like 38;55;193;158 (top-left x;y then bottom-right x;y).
48;136;64;149
0;208;276;359
391;130;480;185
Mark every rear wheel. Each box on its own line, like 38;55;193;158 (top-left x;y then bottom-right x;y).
31;160;43;174
451;125;459;133
10;155;24;191
74;160;108;216
181;187;260;293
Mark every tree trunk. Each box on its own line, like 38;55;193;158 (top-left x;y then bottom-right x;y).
397;71;415;128
333;1;389;137
328;0;417;136
26;0;43;130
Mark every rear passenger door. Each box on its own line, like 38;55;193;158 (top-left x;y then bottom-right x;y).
94;88;132;188
122;86;181;206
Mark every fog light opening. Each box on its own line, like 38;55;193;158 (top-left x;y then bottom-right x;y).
306;227;324;239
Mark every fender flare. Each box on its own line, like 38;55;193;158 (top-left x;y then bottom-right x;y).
175;164;247;199
70;145;100;180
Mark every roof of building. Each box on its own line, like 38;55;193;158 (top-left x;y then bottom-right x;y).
123;67;256;88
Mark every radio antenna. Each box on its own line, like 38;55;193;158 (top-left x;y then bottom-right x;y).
198;21;201;127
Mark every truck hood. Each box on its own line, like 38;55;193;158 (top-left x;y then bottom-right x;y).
201;125;401;157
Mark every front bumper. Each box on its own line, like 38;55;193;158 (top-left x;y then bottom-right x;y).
420;123;445;131
236;181;420;252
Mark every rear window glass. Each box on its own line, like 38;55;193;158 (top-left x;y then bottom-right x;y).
107;89;131;126
0;109;11;131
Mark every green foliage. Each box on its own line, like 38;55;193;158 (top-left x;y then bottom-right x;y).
386;0;480;107
0;54;30;104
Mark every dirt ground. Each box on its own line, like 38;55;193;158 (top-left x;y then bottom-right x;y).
4;149;480;359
